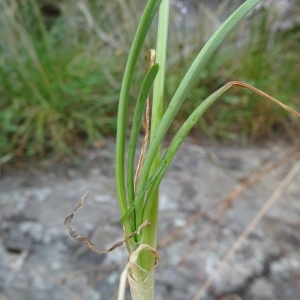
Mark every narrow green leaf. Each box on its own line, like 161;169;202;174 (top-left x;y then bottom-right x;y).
142;83;232;221
115;0;162;235
121;83;232;222
135;0;261;201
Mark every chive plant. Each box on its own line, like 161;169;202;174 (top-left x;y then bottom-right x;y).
114;0;300;298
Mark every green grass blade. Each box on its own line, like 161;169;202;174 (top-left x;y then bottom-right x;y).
115;0;162;234
127;63;159;213
142;80;300;222
142;83;233;222
135;0;261;199
125;74;300;222
121;83;232;222
151;0;169;142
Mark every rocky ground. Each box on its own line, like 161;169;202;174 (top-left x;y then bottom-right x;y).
1;138;300;300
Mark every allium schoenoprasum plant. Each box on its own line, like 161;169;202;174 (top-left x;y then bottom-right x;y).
64;0;300;299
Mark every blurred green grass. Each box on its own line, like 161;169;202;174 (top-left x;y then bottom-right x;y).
1;0;299;162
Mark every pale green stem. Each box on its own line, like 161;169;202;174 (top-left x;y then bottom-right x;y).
139;0;170;249
133;2;170;299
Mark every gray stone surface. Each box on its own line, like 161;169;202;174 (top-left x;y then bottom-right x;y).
0;138;300;299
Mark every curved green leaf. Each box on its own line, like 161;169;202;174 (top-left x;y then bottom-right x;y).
121;83;232;222
135;0;261;202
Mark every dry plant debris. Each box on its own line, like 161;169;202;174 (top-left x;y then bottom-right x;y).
64;191;151;254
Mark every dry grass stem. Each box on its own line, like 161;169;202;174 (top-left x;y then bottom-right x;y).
134;49;156;191
230;81;300;119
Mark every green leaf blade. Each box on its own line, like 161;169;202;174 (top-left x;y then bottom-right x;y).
115;0;162;235
135;0;261;202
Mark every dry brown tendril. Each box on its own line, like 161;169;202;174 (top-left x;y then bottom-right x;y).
64;191;151;254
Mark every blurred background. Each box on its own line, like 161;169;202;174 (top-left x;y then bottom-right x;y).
0;0;300;165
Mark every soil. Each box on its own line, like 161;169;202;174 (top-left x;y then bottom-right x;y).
1;138;300;300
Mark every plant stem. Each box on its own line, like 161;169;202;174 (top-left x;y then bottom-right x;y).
131;1;169;299
141;0;169;249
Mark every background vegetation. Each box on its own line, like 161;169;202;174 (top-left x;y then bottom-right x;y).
1;0;299;162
